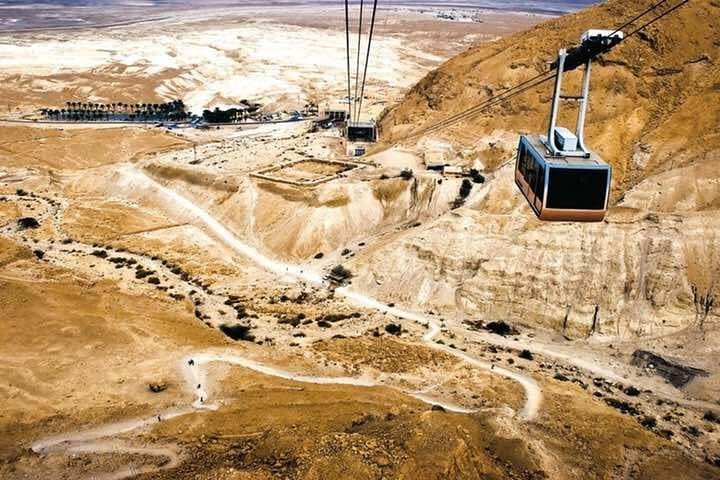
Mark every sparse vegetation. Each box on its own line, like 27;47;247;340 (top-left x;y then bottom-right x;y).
703;410;720;424
384;323;402;336
623;385;641;397
639;416;657;429
148;381;168;393
17;217;40;230
219;324;255;342
684;238;719;331
452;179;473;208
469;168;485;183
484;321;518;336
399;169;414;180
330;264;352;280
518;349;533;360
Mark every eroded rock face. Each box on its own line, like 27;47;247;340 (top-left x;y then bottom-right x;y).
349;170;720;338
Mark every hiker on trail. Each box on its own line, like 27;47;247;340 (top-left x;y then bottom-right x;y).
491;363;495;370
188;359;194;366
157;415;161;422
200;396;204;404
197;384;201;389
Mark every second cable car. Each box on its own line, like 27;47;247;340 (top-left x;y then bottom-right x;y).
515;29;622;222
346;120;378;143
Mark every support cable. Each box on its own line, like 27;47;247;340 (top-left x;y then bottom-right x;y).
352;0;365;124
356;0;379;124
393;0;692;144
344;0;352;123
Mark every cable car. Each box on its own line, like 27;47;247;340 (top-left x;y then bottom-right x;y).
515;135;611;221
346;120;378;143
515;29;622;222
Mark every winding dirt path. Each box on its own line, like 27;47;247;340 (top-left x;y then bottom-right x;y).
25;164;542;479
120;163;543;420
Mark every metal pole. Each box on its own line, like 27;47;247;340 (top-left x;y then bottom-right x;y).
575;57;592;154
546;49;566;156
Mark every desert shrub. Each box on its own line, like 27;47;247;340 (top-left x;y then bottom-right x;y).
484;320;517;336
703;410;720;424
220;324;255;342
604;398;639;415
330;264;352;280
451;179;474;208
135;268;154;279
640;416;657;428
148;382;167;393
518;349;533;360
684;238;719;330
459;179;473;198
623;385;641;397
384;323;402;335
400;169;414;180
33;249;45;259
278;316;301;327
17;217;40;229
469;168;485;184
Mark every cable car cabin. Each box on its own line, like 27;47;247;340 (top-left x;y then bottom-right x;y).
515;135;611;222
513;29;621;222
346;121;377;143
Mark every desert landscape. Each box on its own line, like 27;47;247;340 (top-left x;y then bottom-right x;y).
1;0;719;479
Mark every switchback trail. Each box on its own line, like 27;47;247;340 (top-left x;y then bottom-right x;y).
29;164;542;480
120;163;543;421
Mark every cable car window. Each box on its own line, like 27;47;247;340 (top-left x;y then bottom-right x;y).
518;144;538;186
546;168;608;210
348;125;376;142
534;162;545;199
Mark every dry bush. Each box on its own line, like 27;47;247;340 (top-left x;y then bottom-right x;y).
684;237;720;330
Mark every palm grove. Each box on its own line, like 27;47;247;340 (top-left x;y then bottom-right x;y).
40;99;188;122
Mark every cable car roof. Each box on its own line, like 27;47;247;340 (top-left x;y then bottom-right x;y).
347;121;376;128
522;135;608;169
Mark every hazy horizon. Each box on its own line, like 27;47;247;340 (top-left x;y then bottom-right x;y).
0;0;599;32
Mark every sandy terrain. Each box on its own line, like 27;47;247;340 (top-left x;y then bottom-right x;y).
1;0;719;479
0;4;542;118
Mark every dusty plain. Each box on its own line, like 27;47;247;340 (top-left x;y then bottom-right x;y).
1;1;719;480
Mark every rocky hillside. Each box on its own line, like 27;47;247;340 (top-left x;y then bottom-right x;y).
380;0;720;196
352;0;720;339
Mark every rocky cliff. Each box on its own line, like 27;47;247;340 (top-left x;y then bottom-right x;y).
354;0;720;338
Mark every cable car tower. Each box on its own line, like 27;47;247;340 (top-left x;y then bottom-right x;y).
515;29;623;222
